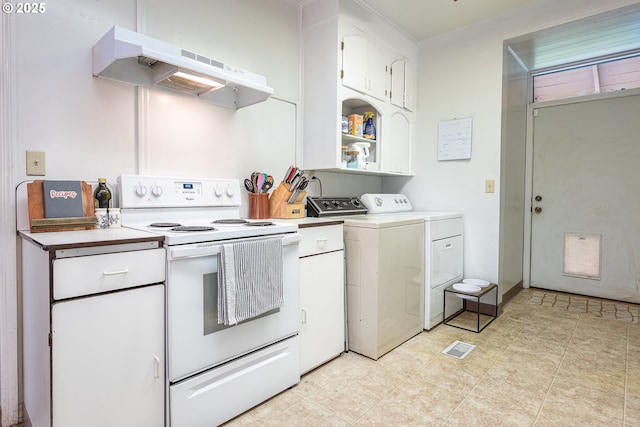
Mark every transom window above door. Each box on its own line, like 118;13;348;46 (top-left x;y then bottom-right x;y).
533;54;640;103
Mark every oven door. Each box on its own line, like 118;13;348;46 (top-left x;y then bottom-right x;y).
166;233;301;382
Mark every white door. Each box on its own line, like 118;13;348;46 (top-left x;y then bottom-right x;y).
52;285;165;427
530;94;640;303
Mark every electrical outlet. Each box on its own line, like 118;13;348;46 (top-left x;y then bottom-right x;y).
485;179;495;193
26;150;46;176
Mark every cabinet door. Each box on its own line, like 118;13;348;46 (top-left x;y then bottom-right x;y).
390;59;406;109
342;35;386;101
404;60;416;111
342;34;368;95
299;250;345;374
390;59;415;112
52;285;164;427
384;111;411;174
366;43;387;101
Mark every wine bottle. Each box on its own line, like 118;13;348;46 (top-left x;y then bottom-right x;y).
94;178;112;209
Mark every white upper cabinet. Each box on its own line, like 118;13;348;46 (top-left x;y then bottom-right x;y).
384;111;411;174
302;0;417;176
342;34;387;102
390;58;416;112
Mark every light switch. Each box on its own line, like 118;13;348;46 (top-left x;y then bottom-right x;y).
26;150;46;176
485;179;495;193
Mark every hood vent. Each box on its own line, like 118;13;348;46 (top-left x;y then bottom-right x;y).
92;26;273;109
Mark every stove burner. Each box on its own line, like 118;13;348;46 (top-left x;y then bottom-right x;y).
149;222;182;228
212;219;249;225
245;221;275;227
170;226;217;232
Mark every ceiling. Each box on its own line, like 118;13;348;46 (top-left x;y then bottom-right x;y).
358;0;640;71
359;0;543;41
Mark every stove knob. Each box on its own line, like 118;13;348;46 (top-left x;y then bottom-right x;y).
134;184;148;198
150;185;163;198
226;186;235;197
214;186;223;197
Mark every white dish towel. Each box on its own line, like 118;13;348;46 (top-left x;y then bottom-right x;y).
218;238;284;326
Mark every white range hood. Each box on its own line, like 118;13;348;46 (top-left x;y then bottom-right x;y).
92;26;273;109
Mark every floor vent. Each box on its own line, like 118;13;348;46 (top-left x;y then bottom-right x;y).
442;340;475;359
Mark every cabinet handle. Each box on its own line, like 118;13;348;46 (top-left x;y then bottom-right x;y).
316;238;329;250
301;308;307;324
102;268;129;276
445;244;452;249
154;356;161;379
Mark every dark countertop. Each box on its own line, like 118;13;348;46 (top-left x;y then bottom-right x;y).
277;217;344;228
18;228;164;252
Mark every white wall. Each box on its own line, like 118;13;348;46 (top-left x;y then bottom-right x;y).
12;0;305;217
499;46;528;297
384;0;640;287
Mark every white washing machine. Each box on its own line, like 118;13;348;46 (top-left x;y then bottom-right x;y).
342;214;425;360
360;195;464;330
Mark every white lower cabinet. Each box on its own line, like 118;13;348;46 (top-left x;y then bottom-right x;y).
21;233;165;427
298;224;345;374
52;285;164;427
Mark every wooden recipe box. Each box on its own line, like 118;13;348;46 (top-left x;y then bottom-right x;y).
27;180;97;232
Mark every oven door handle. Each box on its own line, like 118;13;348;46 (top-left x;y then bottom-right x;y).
167;233;301;260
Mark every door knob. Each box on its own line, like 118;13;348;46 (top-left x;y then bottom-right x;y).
535;195;542;202
534;206;542;213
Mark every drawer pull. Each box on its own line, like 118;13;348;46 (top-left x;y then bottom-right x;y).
102;268;129;276
445;244;452;249
154;356;161;378
316;238;329;250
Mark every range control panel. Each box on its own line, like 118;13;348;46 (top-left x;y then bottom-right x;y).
359;194;414;213
306;197;368;217
119;174;242;208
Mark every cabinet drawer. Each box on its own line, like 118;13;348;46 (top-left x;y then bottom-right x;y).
53;248;166;300
298;225;344;257
430;218;463;241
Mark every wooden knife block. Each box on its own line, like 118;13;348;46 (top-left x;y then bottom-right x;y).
269;182;306;219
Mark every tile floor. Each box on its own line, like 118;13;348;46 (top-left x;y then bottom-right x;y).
225;288;640;426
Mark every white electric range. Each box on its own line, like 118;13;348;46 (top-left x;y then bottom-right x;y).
119;174;300;427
